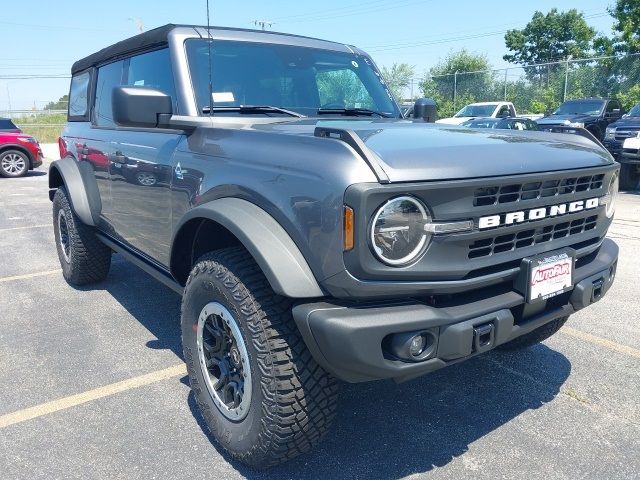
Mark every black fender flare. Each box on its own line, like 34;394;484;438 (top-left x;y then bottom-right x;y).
48;157;101;226
172;198;324;298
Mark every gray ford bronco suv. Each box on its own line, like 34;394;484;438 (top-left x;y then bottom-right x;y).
50;24;620;468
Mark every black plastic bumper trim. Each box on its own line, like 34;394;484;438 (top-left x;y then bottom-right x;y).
293;238;618;383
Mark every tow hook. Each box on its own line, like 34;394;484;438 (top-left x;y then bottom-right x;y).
473;323;495;353
591;278;605;302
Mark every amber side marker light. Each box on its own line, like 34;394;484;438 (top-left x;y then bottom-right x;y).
344;205;354;251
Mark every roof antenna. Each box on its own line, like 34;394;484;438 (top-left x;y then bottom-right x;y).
206;0;213;116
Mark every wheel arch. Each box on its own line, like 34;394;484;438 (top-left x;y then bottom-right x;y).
170;198;324;299
0;144;34;168
48;156;102;226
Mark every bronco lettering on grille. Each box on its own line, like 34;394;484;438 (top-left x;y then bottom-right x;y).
478;197;600;230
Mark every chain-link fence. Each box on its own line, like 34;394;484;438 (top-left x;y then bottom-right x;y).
418;53;640;118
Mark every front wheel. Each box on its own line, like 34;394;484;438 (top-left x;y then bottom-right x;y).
0;149;29;177
181;247;338;469
619;163;639;191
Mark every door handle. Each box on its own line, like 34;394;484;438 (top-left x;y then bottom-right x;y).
113;151;127;164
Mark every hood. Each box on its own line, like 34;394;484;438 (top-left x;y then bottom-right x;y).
537;113;596;125
608;117;640;129
242;118;614;183
435;117;469;125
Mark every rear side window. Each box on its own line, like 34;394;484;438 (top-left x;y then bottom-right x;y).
126;48;177;110
68;71;91;120
0;118;18;130
94;60;124;127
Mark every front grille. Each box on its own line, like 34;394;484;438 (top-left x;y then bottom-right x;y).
614;128;639;141
469;215;598;258
473;174;604;206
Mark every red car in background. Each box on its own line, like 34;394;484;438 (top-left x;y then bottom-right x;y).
0;132;43;177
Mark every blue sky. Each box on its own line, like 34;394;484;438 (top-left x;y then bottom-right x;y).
1;0;616;110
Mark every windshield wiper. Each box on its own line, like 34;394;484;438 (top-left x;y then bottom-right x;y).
202;105;304;117
317;107;390;118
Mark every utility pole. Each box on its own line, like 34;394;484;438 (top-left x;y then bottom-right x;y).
253;20;274;30
453;71;458;111
504;68;508;101
563;55;573;102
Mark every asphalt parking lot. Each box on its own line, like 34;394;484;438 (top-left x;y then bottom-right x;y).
1;160;639;480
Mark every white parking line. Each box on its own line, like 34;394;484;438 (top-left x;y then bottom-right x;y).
561;327;640;359
0;364;187;429
0;269;61;283
0;224;50;232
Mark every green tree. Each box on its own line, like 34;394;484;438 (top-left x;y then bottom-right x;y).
504;9;596;78
43;94;69;111
609;0;640;53
380;63;415;101
420;49;494;117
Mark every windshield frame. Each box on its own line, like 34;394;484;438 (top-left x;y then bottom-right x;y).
184;38;401;118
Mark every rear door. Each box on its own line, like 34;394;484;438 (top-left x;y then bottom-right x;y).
108;48;182;266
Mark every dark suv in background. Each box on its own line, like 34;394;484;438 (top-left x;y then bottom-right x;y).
537;98;624;141
604;103;640;190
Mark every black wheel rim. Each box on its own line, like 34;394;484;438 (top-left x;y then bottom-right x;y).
57;209;71;263
197;302;252;420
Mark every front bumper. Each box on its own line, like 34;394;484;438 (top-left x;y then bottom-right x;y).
31;150;43;169
293;238;618;383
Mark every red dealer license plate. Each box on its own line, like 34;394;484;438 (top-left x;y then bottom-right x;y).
526;250;575;303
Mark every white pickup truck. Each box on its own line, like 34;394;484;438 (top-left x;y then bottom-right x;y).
436;101;517;125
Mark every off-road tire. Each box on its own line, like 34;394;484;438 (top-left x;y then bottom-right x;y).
52;187;111;285
496;316;569;351
181;247;339;469
619;163;639;191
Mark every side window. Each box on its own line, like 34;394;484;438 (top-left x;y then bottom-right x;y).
606;101;620;113
68;72;91;119
497;105;510;117
513;120;526;130
94;60;124;127
126;48;177;110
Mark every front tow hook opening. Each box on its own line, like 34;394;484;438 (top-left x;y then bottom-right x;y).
473;323;495;353
592;278;605;302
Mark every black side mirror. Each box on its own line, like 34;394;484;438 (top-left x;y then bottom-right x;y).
112;86;173;128
413;98;438;122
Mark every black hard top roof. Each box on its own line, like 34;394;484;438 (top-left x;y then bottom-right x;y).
71;24;353;74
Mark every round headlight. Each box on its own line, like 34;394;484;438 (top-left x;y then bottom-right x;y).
370;196;430;266
605;171;619;218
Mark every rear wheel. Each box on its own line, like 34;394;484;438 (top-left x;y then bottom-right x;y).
52;187;111;285
0;149;29;178
619;163;639;191
181;247;338;468
496;316;569;351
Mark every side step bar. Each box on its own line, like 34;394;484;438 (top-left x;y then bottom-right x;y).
96;233;184;295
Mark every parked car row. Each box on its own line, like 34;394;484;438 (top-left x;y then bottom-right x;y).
426;98;637;190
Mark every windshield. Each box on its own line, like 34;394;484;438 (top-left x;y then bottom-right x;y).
627;104;640;117
454;104;498;117
185;39;399;117
553;100;605;116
